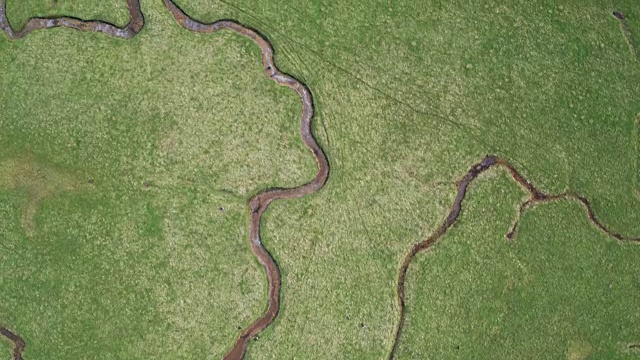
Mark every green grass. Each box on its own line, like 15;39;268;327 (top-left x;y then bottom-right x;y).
1;0;640;359
397;171;640;359
635;114;640;199
1;1;316;358
0;155;93;236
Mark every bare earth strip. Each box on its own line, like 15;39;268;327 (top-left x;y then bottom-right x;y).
0;0;329;359
388;155;640;359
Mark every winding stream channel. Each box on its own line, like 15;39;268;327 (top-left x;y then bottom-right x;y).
388;155;640;359
1;0;329;358
1;1;638;360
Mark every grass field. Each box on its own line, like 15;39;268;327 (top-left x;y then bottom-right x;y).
1;0;639;359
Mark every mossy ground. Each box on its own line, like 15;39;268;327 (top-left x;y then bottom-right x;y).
1;0;639;359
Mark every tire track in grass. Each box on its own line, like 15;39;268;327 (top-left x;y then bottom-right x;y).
4;2;639;359
1;2;144;360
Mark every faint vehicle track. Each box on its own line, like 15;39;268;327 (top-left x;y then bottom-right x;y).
388;155;640;359
1;1;144;359
636;113;640;199
3;2;639;360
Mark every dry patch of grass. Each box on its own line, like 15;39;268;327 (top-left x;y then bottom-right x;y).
0;155;93;236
